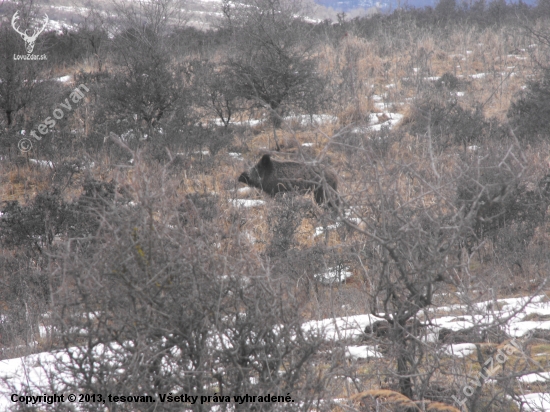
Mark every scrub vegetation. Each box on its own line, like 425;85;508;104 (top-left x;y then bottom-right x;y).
1;0;550;410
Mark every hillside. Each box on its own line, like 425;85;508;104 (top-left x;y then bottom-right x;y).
1;0;550;411
0;0;338;31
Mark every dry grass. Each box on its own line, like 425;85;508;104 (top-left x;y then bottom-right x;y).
0;162;51;202
2;16;550;410
316;22;548;125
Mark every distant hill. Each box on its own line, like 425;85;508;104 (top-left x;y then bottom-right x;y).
314;0;538;12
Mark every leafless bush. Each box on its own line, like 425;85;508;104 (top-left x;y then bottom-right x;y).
266;194;313;259
3;164;334;411
0;190;69;251
331;135;549;407
339;144;465;399
455;146;549;269
508;67;550;144
407;95;486;152
221;0;328;149
0;252;50;349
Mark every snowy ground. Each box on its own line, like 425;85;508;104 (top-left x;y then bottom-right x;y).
1;292;548;410
313;267;354;284
350;112;403;134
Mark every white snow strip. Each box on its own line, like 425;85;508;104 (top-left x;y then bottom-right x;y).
428;294;550;342
302;314;381;341
230;199;265;208
345;345;383;360
284;114;338;126
444;343;476;357
508;321;550;338
29;159;54;169
55;75;72;83
351;112;403;134
228;152;243;160
0;344;115;410
314;224;339;237
237;187;254;195
314;267;353;285
516;393;550;411
471;73;487;79
518;372;550;384
210;118;264;127
434;294;549;315
374;102;393;110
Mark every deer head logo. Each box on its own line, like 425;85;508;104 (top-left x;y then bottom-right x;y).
11;11;49;54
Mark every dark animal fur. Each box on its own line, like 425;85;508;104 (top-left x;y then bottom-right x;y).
238;154;339;208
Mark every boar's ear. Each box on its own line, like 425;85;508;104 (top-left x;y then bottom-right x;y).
260;154;271;167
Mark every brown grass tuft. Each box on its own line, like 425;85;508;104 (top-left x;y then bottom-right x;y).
352;389;419;410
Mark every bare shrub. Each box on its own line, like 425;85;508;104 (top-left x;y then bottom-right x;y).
340;145;466;399
508;67;550;143
0;190;69;250
456;147;549;268
15;165;331;411
435;72;461;91
222;0;328;149
0;253;50;349
407;95;486;152
179;192;220;223
266;193;313;258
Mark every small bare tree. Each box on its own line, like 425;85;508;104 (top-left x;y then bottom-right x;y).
6;158;331;411
102;0;191;143
335;125;549;408
221;0;327;150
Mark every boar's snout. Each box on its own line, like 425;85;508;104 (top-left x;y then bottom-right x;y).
238;172;250;184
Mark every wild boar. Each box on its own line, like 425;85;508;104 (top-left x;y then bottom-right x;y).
238;154;339;208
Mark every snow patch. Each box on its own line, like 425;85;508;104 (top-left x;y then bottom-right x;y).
29;159;55;169
302;314;381;341
444;343;476;357
346;345;383;360
228;152;244;160
285;114;338;126
55;75;72;83
351;112;403;134
230;199;266;208
516;393;550;411
314;224;339;237
518;372;550;384
237;187;254;195
471;73;487;79
314;267;353;285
